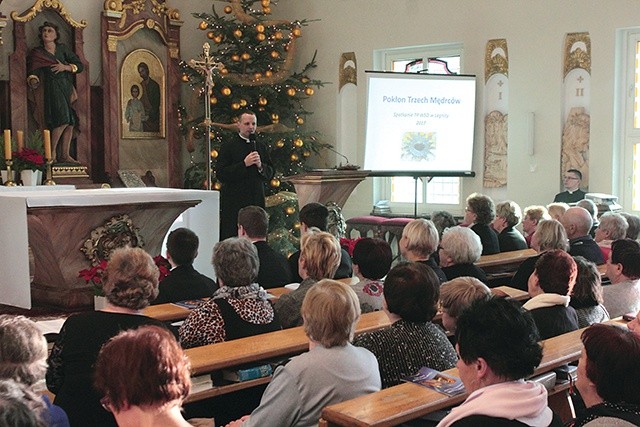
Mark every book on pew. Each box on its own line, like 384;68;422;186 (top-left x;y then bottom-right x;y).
189;374;214;395
171;299;207;310
222;363;273;383
402;367;465;396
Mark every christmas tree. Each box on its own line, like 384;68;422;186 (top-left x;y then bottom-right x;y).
179;0;327;256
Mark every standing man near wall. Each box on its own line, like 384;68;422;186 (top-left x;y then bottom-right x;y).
217;111;274;240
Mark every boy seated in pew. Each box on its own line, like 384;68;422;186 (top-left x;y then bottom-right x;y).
437;298;562;427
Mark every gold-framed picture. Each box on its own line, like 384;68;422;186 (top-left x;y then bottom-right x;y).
120;49;165;139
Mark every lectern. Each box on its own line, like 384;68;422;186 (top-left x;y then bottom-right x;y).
283;169;369;208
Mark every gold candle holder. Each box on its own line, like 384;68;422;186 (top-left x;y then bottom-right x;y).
43;160;55;186
4;159;16;186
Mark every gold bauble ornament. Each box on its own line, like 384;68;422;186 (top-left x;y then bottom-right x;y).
231;54;240;62
293;222;301;230
270;51;280;59
258;97;268;106
285;206;296;215
207;31;215;39
294;138;304;147
220;68;229;75
265;70;273;77
256;33;266;42
296;117;304;125
239;99;247;107
286;87;296;96
303;150;311;157
261;0;270;6
256;24;265;33
254;72;262;80
274;31;283;40
263;6;271;14
271;113;279;123
199;21;208;30
292;27;302;37
213;182;222;190
241;52;251;61
301;77;310;84
233;29;243;38
224;5;233;13
270;178;280;188
211;149;218;158
181;74;189;82
209;96;218;104
214;35;223;44
290;153;299;161
231;102;240;110
275;139;285;148
304;87;314;96
221;87;232;96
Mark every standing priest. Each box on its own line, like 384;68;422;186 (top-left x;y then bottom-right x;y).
217;111;274;240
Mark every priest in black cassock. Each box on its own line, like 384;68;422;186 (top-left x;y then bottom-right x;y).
217;111;274;240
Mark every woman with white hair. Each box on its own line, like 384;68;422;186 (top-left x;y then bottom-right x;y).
438;226;487;282
595;212;629;260
399;218;447;283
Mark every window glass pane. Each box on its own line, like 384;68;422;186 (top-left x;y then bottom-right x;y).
427;177;460;205
390;176;423;203
635;41;640;129
633;144;640;211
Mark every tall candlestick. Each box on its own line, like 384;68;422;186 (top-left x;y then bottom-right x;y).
43;129;52;160
3;129;11;160
16;130;24;152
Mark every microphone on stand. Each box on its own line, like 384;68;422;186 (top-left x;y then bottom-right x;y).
325;145;360;170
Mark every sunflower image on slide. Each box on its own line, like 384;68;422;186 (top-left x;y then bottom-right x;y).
401;132;436;161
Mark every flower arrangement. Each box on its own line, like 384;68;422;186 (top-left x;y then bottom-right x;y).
79;255;171;296
14;148;45;172
339;237;362;257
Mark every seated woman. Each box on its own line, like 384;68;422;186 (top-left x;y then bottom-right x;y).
399;218;447;283
94;326;197;427
462;193;499;255
522;205;550;247
572;324;640;426
438;226;487;282
351;238;393;313
547;202;570;221
511;219;569;291
570;256;610;328
179;237;280;348
354;262;457;388
46;247;169;427
227;279;381;427
0;379;50;427
0;315;69;426
523;249;579;340
439;277;491;334
274;230;341;328
492;200;528;252
437;297;561;427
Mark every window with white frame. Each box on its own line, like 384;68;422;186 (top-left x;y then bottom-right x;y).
617;29;640;211
372;44;464;214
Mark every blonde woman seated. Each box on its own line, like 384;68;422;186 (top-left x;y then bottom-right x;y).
94;326;198;427
226;280;381;427
439;277;491;335
547;202;570;221
274;230;341;328
399;218;447;283
47;247;169;427
179;237;280;348
510;219;569;291
0;315;69;426
438;226;487;283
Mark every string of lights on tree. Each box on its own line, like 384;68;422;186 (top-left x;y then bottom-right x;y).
179;0;329;197
178;0;329;255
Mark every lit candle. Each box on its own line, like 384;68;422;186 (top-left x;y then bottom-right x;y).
43;129;52;160
3;129;11;160
16;130;24;152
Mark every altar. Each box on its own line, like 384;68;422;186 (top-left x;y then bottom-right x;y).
0;187;219;309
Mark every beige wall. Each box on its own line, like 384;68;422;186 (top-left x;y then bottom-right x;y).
2;0;638;216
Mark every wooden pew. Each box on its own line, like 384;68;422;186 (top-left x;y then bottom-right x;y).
183;310;391;402
320;318;627;427
476;248;536;269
